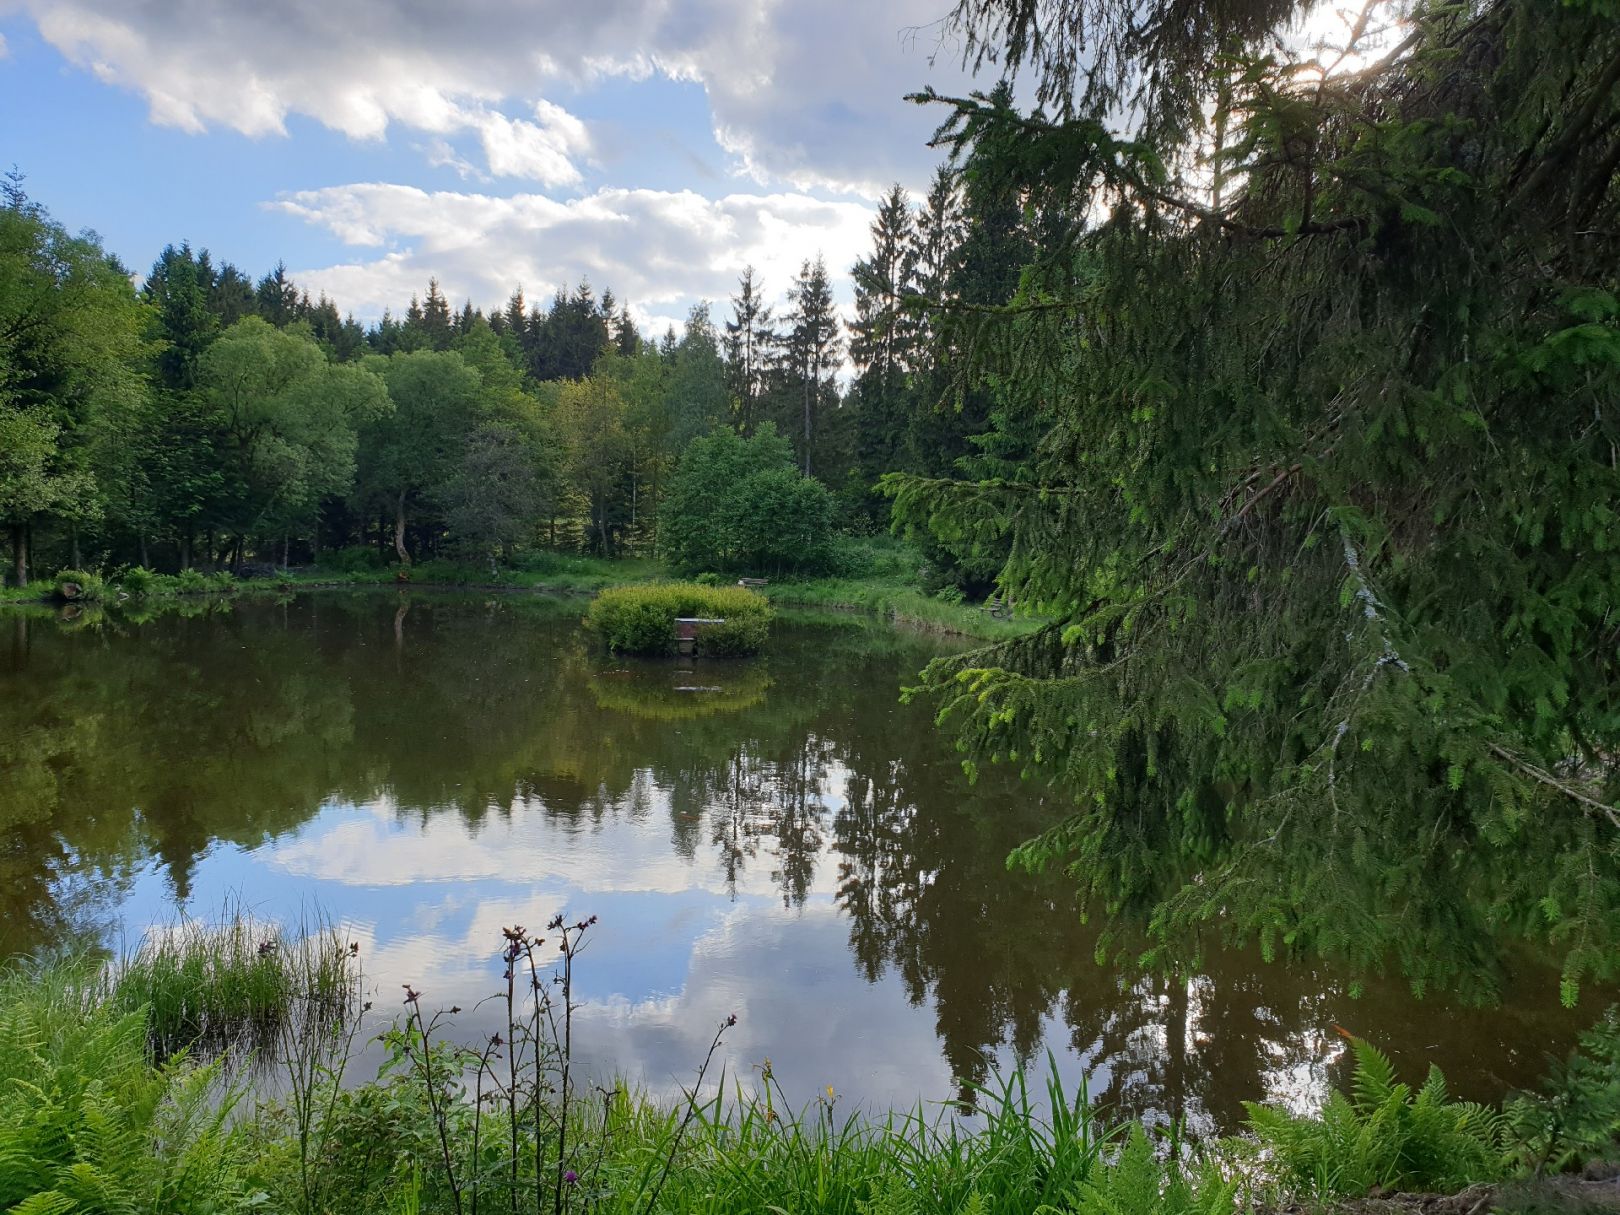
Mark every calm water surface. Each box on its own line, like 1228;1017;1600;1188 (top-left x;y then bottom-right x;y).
0;592;1597;1134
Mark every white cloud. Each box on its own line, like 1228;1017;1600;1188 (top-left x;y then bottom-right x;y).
12;0;975;195
274;181;875;328
0;32;10;58
476;101;591;184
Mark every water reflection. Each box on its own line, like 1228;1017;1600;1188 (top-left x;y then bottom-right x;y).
0;592;1598;1133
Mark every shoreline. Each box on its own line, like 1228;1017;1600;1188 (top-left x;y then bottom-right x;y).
0;565;1036;642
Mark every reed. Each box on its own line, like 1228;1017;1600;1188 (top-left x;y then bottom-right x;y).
106;909;357;1058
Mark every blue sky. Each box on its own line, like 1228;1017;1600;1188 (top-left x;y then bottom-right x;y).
0;1;977;332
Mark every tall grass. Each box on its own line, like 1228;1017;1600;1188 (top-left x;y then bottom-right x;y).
107;911;357;1059
765;576;1036;640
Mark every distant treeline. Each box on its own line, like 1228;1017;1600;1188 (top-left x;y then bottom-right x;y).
0;163;1028;586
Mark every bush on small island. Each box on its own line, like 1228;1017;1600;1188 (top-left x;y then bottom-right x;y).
585;582;771;656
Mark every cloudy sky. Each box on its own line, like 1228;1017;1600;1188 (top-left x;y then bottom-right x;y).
0;0;983;336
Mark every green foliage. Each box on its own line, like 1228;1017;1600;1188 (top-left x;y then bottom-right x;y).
115;566;159;597
585;582;772;656
200;317;388;540
1506;1006;1620;1174
1062;1123;1238;1215
660;426;836;574
107;914;355;1059
888;0;1620;999
49;570;103;602
0;962;253;1214
1244;1036;1507;1201
170;568;234;595
322;545;385;573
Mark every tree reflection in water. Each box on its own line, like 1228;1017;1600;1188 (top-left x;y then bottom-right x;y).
0;592;1602;1131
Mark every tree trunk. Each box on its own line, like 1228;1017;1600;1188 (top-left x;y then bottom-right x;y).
282;533;290;569
181;529;193;571
10;522;26;588
139;534;149;569
393;491;411;565
803;378;812;476
70;525;81;569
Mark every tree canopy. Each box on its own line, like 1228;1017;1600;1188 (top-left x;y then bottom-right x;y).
887;0;1620;1000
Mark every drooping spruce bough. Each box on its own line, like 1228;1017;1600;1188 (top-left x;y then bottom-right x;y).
887;0;1620;1002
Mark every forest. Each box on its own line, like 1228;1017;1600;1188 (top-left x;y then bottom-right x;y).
0;164;1007;587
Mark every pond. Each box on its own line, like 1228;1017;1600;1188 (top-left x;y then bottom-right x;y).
0;591;1598;1135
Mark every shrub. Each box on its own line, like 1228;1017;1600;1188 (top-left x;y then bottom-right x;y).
585;583;772;656
175;567;211;593
1245;1035;1508;1201
322;544;387;573
51;568;104;601
412;558;487;585
1506;1005;1620;1174
117;565;161;597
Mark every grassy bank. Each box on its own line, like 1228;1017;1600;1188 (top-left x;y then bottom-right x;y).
0;542;1034;640
763;573;1034;640
2;917;1615;1215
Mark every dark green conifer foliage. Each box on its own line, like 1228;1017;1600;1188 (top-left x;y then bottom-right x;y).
777;256;842;477
254;261;298;327
890;0;1620;1000
144;244;218;392
725;266;775;437
851;185;918;510
419;278;453;351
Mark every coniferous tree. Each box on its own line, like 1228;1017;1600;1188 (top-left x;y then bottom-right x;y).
724;266;775;437
666;302;729;448
254;261;298;327
904;168;964;471
499;287;527;340
209;262;257;326
778;256;842;477
891;0;1620;998
144;244;219;392
420;278;453;350
850;185;918;501
400;294;428;352
613;304;640;356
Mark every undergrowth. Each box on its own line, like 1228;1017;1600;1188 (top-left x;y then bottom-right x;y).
0;919;1614;1215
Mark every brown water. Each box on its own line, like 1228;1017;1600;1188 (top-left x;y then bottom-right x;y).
0;592;1596;1134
